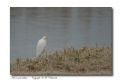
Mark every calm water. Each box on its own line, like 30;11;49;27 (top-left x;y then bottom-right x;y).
10;8;112;61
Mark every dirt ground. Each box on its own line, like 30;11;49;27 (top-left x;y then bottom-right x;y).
10;47;112;76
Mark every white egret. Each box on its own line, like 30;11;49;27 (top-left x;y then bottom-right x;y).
36;34;47;57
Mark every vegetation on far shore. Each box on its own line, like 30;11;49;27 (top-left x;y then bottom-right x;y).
10;47;112;76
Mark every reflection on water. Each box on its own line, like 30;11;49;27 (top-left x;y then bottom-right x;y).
10;8;112;61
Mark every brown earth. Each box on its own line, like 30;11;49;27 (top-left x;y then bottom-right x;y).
10;47;112;76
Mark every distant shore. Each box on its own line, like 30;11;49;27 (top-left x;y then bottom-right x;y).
10;47;112;76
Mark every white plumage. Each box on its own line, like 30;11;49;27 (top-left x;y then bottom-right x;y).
36;35;47;57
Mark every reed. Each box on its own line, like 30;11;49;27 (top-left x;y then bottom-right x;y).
10;47;112;75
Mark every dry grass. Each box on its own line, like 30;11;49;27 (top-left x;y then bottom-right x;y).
10;47;112;76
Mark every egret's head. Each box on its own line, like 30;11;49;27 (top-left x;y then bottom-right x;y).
43;33;48;40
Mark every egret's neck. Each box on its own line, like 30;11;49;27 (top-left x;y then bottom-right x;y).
43;36;47;40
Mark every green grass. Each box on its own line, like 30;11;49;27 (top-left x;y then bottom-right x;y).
10;47;112;76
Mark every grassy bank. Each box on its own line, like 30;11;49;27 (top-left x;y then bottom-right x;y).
10;47;112;76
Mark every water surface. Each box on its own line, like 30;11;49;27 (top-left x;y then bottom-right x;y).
10;8;112;61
